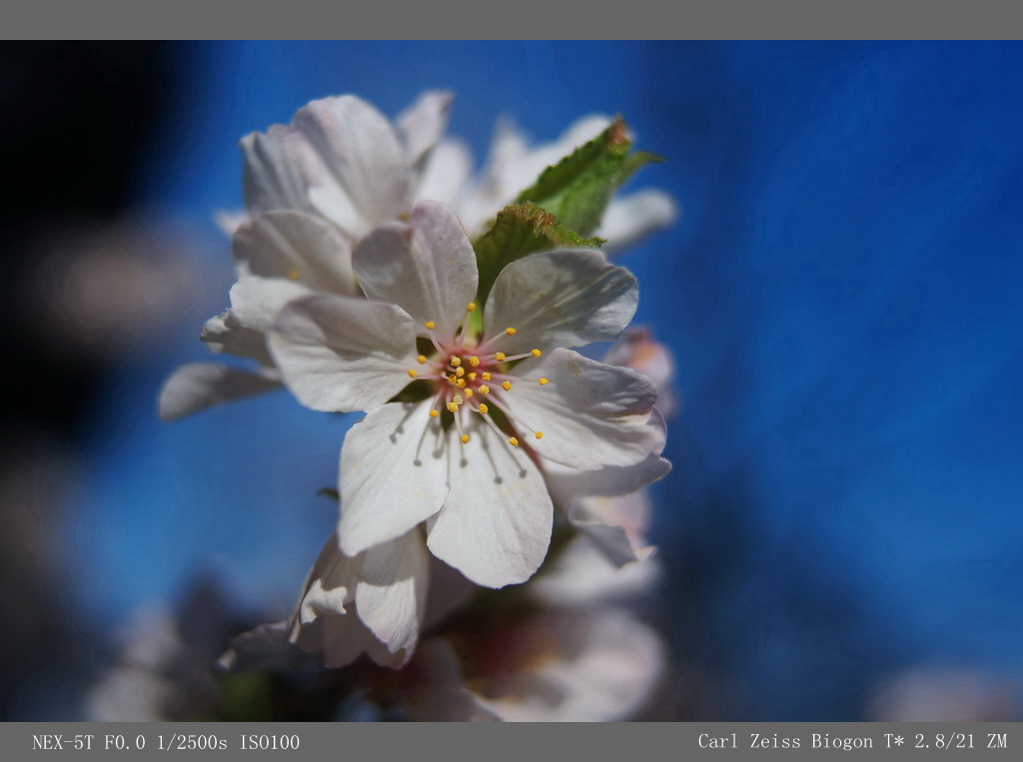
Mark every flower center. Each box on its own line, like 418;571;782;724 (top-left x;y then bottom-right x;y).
406;303;551;449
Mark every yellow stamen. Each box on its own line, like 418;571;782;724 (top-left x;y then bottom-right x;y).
538;377;549;386
425;321;436;330
464;388;474;398
450;356;462;367
509;437;519;447
531;348;542;357
478;403;489;414
482;372;491;381
407;369;418;378
456;378;466;389
455;366;465;377
535;431;544;440
287;268;301;280
505;327;517;336
448;374;458;384
429;409;440;418
447;402;459;413
469;355;480;367
478;385;490;395
417;354;427;364
461;434;470;444
495;352;506;362
466;302;477;312
502;381;513;391
468;372;477;381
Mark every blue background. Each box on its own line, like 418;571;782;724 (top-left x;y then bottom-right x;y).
58;41;1022;720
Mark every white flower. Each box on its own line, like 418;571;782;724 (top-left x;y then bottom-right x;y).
268;201;666;590
424;114;678;253
286;531;429;666
160;92;453;421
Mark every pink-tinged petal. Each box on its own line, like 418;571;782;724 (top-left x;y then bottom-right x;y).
338;401;449;556
355;201;478;342
502;349;664;471
268;294;418;413
545;451;671;502
293;96;411;236
597;189;679;254
232;211;358;297
426;418;552;588
483;249;637;355
602;326;679;418
202;276;312;364
157;362;281;421
356;531;429;656
395;90;454;167
473;608;666;722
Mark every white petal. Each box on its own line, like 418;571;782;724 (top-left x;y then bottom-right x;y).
241;123;322;217
292;534;358;628
483;249;638;355
568;491;658;568
268;294;418;413
395;90;454;167
473;608;665;722
427;417;552;588
202;276;311;363
157;362;281;421
414;138;474;209
597;189;679;254
531;536;661;607
355;202;478;343
355;531;429;655
502;349;663;470
294;96;411;236
338;401;449;556
545;450;671;501
232;210;358;297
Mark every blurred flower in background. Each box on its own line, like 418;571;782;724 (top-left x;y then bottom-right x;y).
1;40;1020;721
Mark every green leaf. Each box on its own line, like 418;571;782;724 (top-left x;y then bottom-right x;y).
473;202;602;311
513;116;663;237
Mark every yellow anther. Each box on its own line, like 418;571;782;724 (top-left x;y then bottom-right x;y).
453;395;464;404
447;402;459;413
466;302;477;312
448;374;458;384
482;372;491;381
461;434;470;444
502;381;513;391
407;369;418;378
468;372;477;381
535;431;544;440
417;354;427;364
509;437;519;447
287;268;301;280
505;327;517;336
478;403;489;415
464;388;474;398
456;378;466;389
425;321;436;330
469;355;481;367
538;377;549;386
495;352;506;362
450;356;462;367
429;409;440;418
478;385;490;395
531;348;542;357
455;366;465;377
